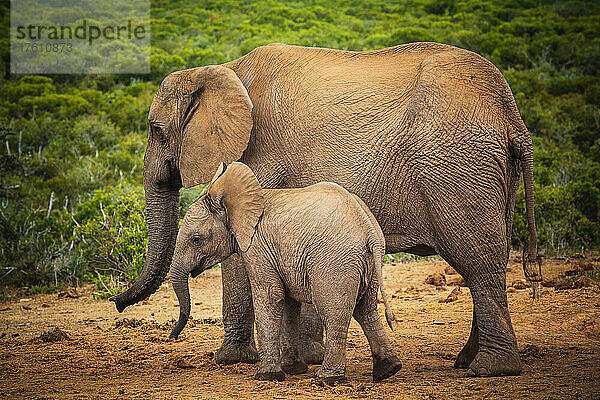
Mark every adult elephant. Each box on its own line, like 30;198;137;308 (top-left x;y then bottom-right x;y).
111;42;540;377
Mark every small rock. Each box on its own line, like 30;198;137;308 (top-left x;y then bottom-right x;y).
425;273;446;287
58;288;80;298
554;277;574;290
580;262;595;271
439;287;460;303
19;298;32;302
565;266;584;276
39;327;69;342
22;305;32;310
444;266;457;275
174;357;195;369
512;279;531;290
432;321;445;325
447;276;467;287
573;275;596;289
541;279;555;288
41;303;50;308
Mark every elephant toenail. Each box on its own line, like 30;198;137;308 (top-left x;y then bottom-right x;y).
467;366;489;377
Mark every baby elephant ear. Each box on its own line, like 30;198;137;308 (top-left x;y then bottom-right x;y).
207;162;264;251
209;162;227;186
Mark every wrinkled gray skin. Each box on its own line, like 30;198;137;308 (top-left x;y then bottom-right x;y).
170;162;402;383
111;42;540;377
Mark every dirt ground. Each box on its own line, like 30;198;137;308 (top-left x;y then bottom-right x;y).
1;256;599;399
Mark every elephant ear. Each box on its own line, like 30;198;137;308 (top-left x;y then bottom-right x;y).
179;65;253;187
207;162;264;252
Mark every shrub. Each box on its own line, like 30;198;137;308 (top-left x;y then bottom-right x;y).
0;207;76;287
512;182;600;257
74;189;147;297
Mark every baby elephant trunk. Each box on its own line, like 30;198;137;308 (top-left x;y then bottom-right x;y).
170;267;191;339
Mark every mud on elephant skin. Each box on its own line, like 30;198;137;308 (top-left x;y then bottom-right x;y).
169;162;402;383
112;42;539;376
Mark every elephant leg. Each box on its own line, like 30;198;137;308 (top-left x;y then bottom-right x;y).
430;195;520;376
353;280;402;382
311;275;358;385
251;274;286;381
455;308;479;369
314;315;351;385
214;254;259;365
280;297;308;375
299;303;325;365
466;269;521;377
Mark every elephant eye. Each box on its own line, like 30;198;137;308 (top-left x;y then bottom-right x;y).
190;229;212;246
151;124;166;144
190;234;202;246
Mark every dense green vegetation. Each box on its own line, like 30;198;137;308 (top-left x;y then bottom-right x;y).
1;0;599;295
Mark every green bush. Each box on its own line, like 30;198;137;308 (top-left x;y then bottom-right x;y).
74;189;147;297
0;206;76;287
179;185;207;218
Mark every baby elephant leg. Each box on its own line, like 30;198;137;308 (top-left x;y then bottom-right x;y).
299;303;325;364
251;281;286;382
281;297;308;375
353;281;402;382
312;279;358;385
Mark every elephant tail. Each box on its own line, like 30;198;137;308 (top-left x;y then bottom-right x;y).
350;193;396;329
371;238;397;330
511;126;542;298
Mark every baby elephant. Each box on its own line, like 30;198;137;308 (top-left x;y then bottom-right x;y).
169;162;402;384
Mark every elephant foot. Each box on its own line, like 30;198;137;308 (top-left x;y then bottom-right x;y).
214;340;259;365
300;339;325;365
373;355;402;382
313;374;346;386
253;368;286;382
314;366;346;386
281;359;308;375
454;343;478;369
466;350;522;377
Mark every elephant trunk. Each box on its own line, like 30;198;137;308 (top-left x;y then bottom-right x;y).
170;266;191;339
110;190;180;312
